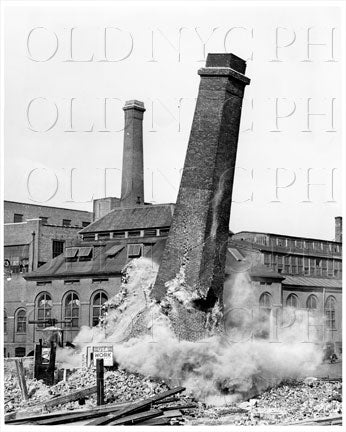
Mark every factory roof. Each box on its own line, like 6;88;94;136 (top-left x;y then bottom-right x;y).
80;204;175;234
282;276;342;289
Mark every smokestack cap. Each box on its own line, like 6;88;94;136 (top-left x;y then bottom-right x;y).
206;53;246;74
123;100;146;112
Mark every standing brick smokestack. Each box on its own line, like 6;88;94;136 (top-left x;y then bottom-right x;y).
335;216;342;242
121;100;145;207
152;54;250;317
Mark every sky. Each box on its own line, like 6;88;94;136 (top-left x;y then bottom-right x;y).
2;0;343;240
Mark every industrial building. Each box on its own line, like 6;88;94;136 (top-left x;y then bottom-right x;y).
3;88;342;357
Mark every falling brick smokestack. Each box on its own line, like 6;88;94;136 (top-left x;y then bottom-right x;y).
152;54;250;317
335;216;342;242
121;100;145;207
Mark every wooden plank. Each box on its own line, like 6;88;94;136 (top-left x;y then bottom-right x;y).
96;358;104;406
15;359;28;401
107;409;163;425
141;417;172;425
162;403;197;410
44;385;97;408
5;401;130;424
86;386;186;426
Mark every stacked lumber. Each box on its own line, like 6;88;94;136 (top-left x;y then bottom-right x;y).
5;386;199;426
4;366;170;414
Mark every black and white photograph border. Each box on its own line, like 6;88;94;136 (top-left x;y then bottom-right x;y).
0;0;345;429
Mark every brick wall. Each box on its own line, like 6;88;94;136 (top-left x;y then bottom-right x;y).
4;276;122;357
4;201;92;227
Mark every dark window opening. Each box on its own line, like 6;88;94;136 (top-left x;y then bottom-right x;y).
15;347;26;357
113;231;125;239
40;217;49;224
160;228;170;236
62;219;71;227
92;278;109;283
82;221;90;227
83;234;96;241
36;281;52;286
144;229;157;237
14;214;23;223
52;240;65;258
128;230;141;238
64;280;80;285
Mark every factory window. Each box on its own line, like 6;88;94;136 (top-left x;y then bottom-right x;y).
321;259;327;277
306;295;318;310
62;219;71;227
82;221;90;227
263;253;270;266
286;294;299;308
40;216;49;224
15;347;26;358
144;228;157;237
325;296;336;329
98;233;110;240
291;257;297;274
160;228;170;236
92;278;109;283
83;234;96;241
113;231;125;239
296;240;302;249
327;260;333;276
310;258;316;275
52;240;64;258
259;292;272;308
64;292;80;328
284;256;290;273
128;230;141;238
36;292;52;328
13;213;23;223
16;309;27;333
258;293;272;339
92;292;108;327
304;257;309;275
36;281;52;286
298;257;303;274
4;310;7;333
127;244;143;258
64;280;80;285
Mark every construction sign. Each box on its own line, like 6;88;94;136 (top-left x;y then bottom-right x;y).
93;346;113;366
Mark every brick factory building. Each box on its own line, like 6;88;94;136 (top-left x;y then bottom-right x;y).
4;201;93;356
3;93;343;358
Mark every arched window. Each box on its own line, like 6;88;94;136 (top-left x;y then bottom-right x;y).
306;295;318;310
259;292;272;308
16;309;27;333
64;292;80;328
258;292;271;339
92;292;108;327
36;292;52;328
325;296;336;329
286;293;299;308
4;310;7;333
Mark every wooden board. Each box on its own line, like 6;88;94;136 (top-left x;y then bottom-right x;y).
107;409;163;425
44;385;97;408
87;386;186;426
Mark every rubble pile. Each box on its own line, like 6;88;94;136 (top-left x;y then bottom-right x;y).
188;378;342;425
4;367;170;414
